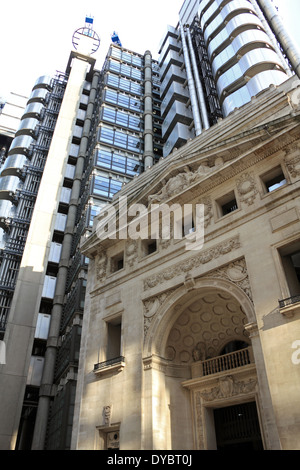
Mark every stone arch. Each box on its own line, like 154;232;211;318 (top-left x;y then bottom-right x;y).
143;276;256;360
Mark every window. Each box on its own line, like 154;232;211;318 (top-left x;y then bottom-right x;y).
111;252;124;273
96;147;141;176
261;166;287;193
98;126;143;154
216;191;238;218
279;241;300;297
106;318;122;361
93;175;123;199
142;239;157;257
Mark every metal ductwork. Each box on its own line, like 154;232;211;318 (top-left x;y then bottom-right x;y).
256;0;300;78
186;27;210;130
180;22;203;136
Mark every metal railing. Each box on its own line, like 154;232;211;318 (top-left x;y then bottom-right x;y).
279;295;300;309
94;356;125;372
199;347;253;377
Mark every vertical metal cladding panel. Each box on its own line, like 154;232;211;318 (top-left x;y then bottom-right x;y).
64;164;75;180
42;276;57;299
60;187;72;204
27;356;45;386
73;126;83;139
54;213;67;232
69;144;80;158
35;313;51;340
48;242;62;264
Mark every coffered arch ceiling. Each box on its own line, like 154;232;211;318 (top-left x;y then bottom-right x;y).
164;289;250;365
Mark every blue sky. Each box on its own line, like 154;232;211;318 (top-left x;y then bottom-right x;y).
0;0;299;98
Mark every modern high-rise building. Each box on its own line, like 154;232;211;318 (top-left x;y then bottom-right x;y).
159;0;299;156
0;91;28;171
0;0;300;451
0;18;163;450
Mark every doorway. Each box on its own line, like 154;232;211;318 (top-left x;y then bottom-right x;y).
214;402;264;450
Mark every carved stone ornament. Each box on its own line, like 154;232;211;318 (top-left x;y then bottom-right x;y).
285;144;300;178
103;405;112;426
96;251;108;282
199;197;213;228
148;163;215;205
143;257;252;341
126;240;138;267
143;289;177;336
206;258;252;302
199;375;257;402
236;173;258;206
143;235;241;291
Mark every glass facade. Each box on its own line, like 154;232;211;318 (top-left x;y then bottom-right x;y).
96;147;141;177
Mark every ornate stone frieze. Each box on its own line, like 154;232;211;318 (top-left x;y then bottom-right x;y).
143;235;241;291
199;375;257;402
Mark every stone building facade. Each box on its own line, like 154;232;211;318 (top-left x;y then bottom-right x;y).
71;76;300;450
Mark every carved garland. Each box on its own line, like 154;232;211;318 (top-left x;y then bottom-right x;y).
143;235;241;291
197;375;257;402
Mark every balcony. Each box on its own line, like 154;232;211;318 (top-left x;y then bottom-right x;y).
191;347;254;379
279;295;300;318
94;356;125;375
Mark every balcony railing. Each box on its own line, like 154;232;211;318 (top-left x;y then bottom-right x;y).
193;347;253;378
94;356;125;374
279;295;300;309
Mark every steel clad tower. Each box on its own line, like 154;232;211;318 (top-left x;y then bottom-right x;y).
159;0;300;156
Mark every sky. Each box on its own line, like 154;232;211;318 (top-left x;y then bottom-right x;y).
0;0;299;99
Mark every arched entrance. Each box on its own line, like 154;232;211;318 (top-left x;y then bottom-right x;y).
142;278;267;450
